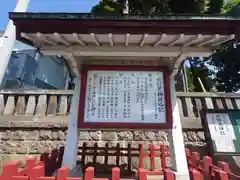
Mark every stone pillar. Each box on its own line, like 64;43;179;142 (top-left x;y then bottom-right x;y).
0;0;30;85
168;76;190;180
62;78;81;169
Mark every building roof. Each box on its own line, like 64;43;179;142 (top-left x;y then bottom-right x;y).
10;13;240;41
9;13;240;77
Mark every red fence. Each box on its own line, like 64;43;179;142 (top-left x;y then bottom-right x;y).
186;148;240;180
0;147;64;180
1;143;240;180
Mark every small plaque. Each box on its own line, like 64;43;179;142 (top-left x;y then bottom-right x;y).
204;109;240;155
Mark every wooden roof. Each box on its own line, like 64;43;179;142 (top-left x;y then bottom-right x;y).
10;13;240;47
9;13;240;77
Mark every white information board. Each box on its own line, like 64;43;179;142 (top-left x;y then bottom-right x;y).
206;113;236;152
84;70;166;124
206;113;236;140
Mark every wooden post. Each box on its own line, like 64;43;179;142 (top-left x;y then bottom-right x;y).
62;78;81;169
139;168;148;180
112;167;120;180
160;144;167;169
84;167;94;180
218;161;230;173
0;0;30;85
203;156;212;179
149;144;155;170
164;169;175;180
57;167;69;180
168;76;190;180
189;169;203;180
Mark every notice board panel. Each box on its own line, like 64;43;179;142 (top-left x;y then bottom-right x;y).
78;66;172;129
203;109;240;155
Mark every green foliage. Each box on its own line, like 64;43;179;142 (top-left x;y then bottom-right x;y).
90;0;240;92
221;0;240;14
208;0;224;13
91;0;209;15
91;0;123;15
208;41;240;92
169;0;207;13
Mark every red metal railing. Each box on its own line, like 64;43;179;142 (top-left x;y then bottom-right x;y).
186;148;240;180
2;143;240;180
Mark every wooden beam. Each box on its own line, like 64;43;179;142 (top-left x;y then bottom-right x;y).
63;54;80;77
21;33;40;46
72;33;86;46
37;32;57;45
211;34;235;47
183;34;202;47
125;33;130;46
62;78;81;169
140;33;148;46
41;45;213;58
168;34;184;47
53;33;70;46
90;33;100;46
154;34;167;46
108;33;114;46
168;76;190;177
171;54;187;77
196;34;219;47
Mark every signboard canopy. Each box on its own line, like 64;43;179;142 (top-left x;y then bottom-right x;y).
78;66;172;129
203;109;240;155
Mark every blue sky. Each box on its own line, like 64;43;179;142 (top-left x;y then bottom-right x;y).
0;0;99;29
1;0;99;49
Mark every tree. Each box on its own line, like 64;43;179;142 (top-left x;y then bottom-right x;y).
91;0;209;15
91;0;124;15
168;0;207;13
206;0;240;92
221;0;240;14
208;0;224;13
208;41;240;92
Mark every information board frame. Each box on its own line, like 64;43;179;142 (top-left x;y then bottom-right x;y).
78;65;172;129
202;109;240;156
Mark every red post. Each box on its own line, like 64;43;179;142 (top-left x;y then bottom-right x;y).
185;148;190;157
29;165;45;180
57;167;68;180
0;161;20;180
112;167;120;180
203;156;212;179
189;169;204;180
163;169;174;180
160;144;167;169
192;152;200;168
139;144;144;169
217;161;230;173
138;168;148;180
149;144;155;170
215;169;229;180
84;167;94;180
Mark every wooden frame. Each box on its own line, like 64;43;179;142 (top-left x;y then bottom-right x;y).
78;65;172;129
202;109;240;156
